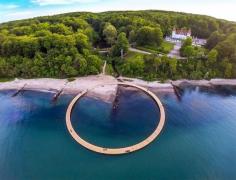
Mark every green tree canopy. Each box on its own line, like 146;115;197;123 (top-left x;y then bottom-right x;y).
136;26;163;46
103;23;117;46
111;32;129;57
207;49;218;65
206;31;224;50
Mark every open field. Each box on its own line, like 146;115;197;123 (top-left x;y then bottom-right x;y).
136;41;174;54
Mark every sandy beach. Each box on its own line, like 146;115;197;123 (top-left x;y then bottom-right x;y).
1;75;236;102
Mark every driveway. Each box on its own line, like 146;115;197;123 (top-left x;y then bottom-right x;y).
168;41;182;59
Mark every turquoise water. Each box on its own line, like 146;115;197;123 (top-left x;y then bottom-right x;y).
0;87;236;179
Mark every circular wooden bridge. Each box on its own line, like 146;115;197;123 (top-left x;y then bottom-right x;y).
65;82;165;155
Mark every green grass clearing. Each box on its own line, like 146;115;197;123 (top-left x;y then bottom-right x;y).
136;41;174;54
0;77;14;82
124;51;144;61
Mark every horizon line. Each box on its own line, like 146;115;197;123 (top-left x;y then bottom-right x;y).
0;9;235;24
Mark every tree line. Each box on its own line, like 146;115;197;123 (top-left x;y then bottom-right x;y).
0;10;235;80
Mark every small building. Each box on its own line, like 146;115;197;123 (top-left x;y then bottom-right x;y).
192;38;207;46
165;27;206;47
172;28;191;40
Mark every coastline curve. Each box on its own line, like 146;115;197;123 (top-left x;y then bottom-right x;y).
65;82;165;155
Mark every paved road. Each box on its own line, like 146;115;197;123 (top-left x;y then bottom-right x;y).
129;45;186;59
167;42;183;59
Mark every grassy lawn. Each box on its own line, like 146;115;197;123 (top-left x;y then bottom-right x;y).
162;41;174;53
0;77;14;82
124;51;144;61
136;41;174;54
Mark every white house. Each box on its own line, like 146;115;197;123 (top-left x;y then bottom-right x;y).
165;27;206;47
172;28;191;40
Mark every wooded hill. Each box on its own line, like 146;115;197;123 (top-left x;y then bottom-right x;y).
0;10;235;80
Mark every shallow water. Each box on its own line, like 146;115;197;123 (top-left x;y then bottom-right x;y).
0;88;236;180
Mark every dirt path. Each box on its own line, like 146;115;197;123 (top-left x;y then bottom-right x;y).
102;61;107;75
167;42;183;59
129;47;152;55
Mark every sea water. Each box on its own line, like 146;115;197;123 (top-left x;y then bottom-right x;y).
0;87;236;179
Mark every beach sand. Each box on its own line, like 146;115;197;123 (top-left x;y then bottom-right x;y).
1;75;236;102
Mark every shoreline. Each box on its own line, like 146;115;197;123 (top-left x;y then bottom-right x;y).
1;75;236;102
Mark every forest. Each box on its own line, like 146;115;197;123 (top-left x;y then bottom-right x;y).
0;10;235;81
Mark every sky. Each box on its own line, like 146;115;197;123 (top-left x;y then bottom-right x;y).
0;0;236;23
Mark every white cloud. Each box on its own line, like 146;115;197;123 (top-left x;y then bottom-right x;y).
0;4;19;9
6;11;33;18
31;0;97;6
